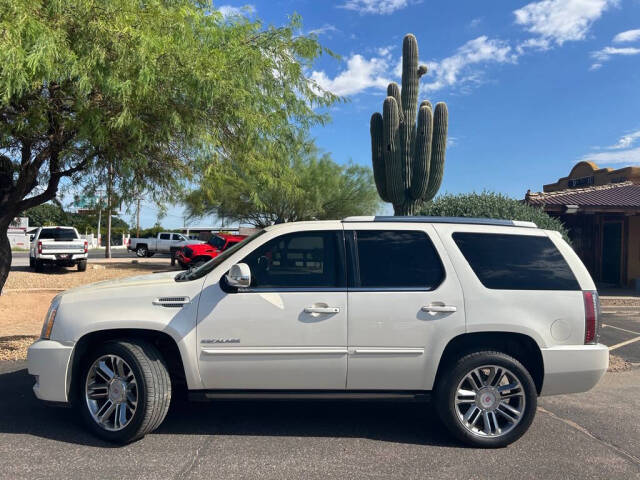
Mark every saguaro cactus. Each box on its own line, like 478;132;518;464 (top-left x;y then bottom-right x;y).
370;34;448;216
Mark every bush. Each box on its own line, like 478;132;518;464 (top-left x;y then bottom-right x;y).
419;191;569;241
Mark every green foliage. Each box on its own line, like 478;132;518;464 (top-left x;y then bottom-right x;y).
370;34;448;216
419;192;570;240
24;202;130;234
0;0;339;290
185;138;380;227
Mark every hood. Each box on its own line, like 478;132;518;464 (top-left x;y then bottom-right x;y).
61;270;179;297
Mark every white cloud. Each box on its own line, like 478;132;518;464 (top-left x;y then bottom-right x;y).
338;0;411;15
422;36;517;92
309;24;338;36
608;130;640;149
514;0;618;46
310;53;392;96
590;45;640;68
613;29;640;43
217;4;255;18
580;146;640;164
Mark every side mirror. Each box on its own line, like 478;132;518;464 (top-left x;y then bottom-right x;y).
226;263;251;288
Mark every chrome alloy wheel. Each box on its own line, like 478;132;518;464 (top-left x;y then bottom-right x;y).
454;365;525;438
85;355;138;432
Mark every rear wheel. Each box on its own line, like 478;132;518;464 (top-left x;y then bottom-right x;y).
135;246;147;257
435;351;537;448
77;260;87;272
78;340;171;444
34;259;43;272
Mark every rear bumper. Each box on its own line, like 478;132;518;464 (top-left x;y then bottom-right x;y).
540;344;609;396
37;254;87;264
27;339;74;403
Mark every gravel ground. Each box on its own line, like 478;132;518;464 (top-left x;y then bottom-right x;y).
4;259;176;290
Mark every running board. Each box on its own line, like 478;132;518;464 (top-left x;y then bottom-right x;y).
189;390;431;402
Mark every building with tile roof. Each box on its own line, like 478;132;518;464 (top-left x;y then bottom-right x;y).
525;161;640;287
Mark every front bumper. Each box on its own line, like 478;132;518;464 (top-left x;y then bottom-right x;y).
540;344;609;396
27;339;75;403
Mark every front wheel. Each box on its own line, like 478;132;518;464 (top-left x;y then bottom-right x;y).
78;340;171;444
435;351;537;448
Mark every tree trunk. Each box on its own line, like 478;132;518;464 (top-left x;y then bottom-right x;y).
393;199;421;216
0;218;13;294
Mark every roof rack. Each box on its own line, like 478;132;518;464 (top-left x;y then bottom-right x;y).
342;216;537;228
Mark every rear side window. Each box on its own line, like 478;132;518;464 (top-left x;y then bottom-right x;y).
38;228;77;241
354;230;444;290
159;233;171;240
452;232;579;291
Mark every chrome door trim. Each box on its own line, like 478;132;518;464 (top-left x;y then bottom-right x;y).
351;348;424;355
201;347;349;356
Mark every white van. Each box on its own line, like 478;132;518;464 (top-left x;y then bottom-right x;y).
27;217;608;447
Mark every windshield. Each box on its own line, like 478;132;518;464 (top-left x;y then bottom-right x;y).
207;234;226;249
39;228;78;241
175;230;265;282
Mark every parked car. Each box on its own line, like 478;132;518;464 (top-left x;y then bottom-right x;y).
29;226;88;272
127;232;203;260
175;233;247;269
27;216;607;446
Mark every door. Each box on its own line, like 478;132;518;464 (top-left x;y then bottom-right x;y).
157;233;172;252
346;225;465;391
601;222;622;285
196;229;348;390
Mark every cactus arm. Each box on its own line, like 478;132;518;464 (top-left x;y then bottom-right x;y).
409;105;433;200
370;112;390;203
424;102;448;202
387;82;403;122
420;100;432;111
382;96;404;206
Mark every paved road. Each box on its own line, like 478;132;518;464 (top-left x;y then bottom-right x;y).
0;314;638;479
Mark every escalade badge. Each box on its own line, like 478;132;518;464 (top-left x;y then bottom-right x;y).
201;338;240;344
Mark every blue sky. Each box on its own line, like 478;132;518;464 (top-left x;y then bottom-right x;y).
138;0;640;228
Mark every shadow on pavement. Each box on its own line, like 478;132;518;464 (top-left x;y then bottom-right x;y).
0;366;457;449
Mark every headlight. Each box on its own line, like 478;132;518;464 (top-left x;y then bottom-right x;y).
41;297;61;339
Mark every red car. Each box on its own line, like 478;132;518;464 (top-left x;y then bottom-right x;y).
175;233;247;269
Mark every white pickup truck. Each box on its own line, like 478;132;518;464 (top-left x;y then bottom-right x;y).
29;226;88;272
127;232;202;259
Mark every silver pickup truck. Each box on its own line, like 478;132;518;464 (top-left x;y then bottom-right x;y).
29;226;88;272
127;231;202;259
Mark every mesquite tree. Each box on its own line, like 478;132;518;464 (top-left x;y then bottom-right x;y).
0;0;338;292
370;34;448;215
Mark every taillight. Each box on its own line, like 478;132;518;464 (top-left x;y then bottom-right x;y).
37;241;42;254
583;291;599;344
84;241;88;253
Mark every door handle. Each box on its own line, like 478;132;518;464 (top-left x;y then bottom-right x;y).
304;306;340;314
421;305;457;313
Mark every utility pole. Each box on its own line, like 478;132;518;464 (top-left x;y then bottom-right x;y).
96;208;101;248
136;197;141;238
105;162;113;259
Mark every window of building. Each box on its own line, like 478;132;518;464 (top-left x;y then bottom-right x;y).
452;232;580;290
241;231;344;289
354;230;444;289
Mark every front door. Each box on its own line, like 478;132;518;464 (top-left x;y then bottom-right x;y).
196;228;348;390
346;225;465;391
602;222;622;285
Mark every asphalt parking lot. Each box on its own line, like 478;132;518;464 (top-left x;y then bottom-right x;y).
0;313;638;480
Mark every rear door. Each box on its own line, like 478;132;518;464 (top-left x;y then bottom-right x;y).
345;223;466;391
157;233;172;252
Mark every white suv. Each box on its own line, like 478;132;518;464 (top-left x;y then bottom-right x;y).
27;217;608;447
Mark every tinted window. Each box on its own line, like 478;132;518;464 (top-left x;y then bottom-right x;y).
452;233;579;290
241;231;344;289
39;228;77;241
159;233;171;240
172;234;185;241
208;235;226;249
354;230;444;289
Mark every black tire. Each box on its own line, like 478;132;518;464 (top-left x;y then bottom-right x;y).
435;351;537;448
77;340;172;444
34;259;43;272
135;246;147;257
29;256;34;268
77;260;87;272
170;249;178;266
146;251;155;257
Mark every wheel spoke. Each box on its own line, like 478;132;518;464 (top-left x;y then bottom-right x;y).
97;400;115;425
498;382;519;393
115;357;126;378
456;389;476;403
87;383;109;399
487;367;503;387
96;361;115;382
462;405;479;424
482;411;492;435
